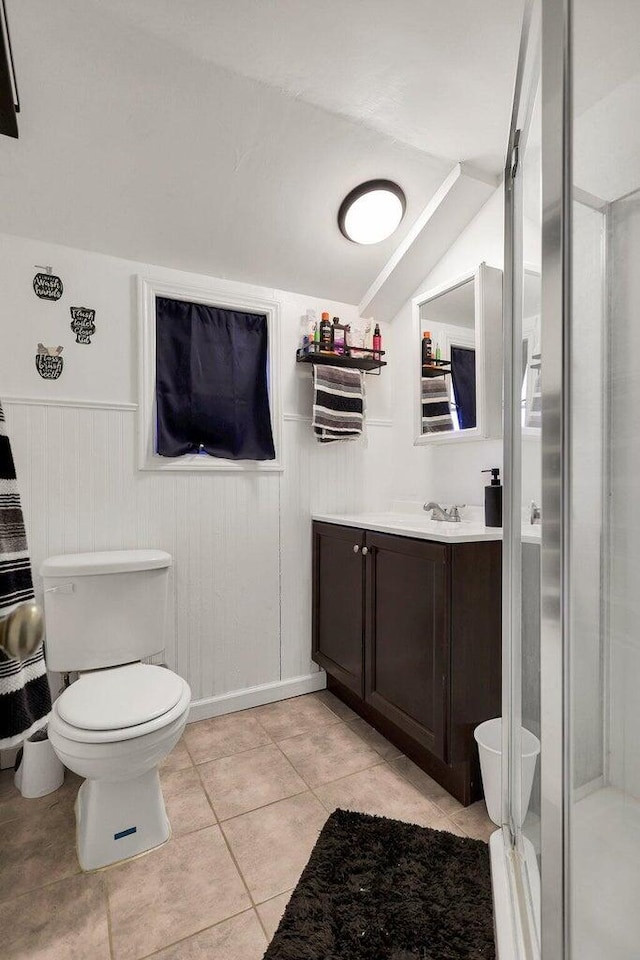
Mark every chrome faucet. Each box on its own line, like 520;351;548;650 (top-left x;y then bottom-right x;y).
530;501;542;525
423;502;464;522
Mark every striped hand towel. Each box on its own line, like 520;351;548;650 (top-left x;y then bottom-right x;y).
0;402;51;749
313;365;364;443
421;377;454;433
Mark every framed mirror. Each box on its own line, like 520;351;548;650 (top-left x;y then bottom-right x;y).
413;262;503;445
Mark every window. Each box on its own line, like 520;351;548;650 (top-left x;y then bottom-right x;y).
138;278;282;472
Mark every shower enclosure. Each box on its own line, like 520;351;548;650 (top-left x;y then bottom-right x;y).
497;0;640;957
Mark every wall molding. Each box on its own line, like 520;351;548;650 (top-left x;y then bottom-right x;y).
1;395;138;412
187;670;327;723
284;412;393;427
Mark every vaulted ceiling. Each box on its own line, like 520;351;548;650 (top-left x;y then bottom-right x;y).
0;1;524;302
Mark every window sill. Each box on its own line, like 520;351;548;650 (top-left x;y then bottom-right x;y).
139;453;284;473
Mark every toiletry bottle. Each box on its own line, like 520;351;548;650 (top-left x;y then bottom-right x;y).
482;468;502;527
422;331;432;364
435;343;441;361
319;312;334;351
333;317;344;355
313;322;319;346
373;323;382;358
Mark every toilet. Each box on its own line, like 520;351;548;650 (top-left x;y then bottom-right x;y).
43;549;191;871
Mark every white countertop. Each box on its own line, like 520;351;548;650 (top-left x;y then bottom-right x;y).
312;502;542;545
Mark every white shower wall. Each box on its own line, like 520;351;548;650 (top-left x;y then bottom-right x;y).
608;191;640;798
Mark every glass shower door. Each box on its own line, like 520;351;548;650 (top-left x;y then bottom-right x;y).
503;2;542;955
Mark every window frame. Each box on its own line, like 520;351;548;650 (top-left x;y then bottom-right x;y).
137;276;283;472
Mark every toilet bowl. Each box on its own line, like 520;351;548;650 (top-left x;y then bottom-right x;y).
48;663;191;870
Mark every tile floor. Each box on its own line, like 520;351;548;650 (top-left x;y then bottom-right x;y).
0;690;494;960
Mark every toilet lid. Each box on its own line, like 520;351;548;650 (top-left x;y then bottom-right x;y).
57;663;186;731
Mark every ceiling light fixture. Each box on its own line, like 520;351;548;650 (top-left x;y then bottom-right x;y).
338;179;406;245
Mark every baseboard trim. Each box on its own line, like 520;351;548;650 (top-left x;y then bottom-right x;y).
573;774;604;803
187;671;327;723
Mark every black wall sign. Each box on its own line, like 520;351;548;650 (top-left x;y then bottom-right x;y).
70;306;96;344
33;270;63;301
35;344;64;380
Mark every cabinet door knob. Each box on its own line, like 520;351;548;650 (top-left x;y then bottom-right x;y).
361;546;369;555
353;544;360;553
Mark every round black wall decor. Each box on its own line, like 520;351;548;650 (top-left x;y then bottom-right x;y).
35;344;64;379
33;269;63;301
70;306;96;344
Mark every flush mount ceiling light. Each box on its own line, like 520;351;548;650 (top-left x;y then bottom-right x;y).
338;179;406;245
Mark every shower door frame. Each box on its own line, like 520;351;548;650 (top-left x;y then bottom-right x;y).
500;1;543;955
539;0;572;956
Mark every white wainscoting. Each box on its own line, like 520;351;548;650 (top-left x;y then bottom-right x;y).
4;398;392;716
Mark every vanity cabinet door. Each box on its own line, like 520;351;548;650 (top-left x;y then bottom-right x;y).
312;522;365;696
364;532;450;760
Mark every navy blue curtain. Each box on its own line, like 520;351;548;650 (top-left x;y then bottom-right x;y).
450;346;477;430
155;298;275;461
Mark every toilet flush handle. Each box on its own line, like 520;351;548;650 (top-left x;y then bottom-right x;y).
45;582;75;595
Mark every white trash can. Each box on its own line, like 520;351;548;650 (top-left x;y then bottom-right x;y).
14;726;65;799
474;718;540;826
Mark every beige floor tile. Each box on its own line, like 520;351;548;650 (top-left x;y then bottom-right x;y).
0;769;81;826
311;689;359;722
106;825;250;960
256;889;293;941
0;873;110;960
199;743;306;820
0;798;80;901
222;792;327;903
160;765;216;836
314;762;464;832
150;910;267;960
250;694;340;741
389;755;464;816
451;800;496;842
278;723;382;787
348;717;404;761
161;736;194;774
184;712;271;764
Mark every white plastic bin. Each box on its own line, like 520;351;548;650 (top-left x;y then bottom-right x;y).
474;717;540;826
14;726;65;799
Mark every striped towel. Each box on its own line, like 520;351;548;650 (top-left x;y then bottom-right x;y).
313;365;364;443
0;402;51;749
421;377;454;433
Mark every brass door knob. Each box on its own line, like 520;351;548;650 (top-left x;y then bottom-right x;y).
0;602;45;660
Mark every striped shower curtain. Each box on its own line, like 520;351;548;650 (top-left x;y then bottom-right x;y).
0;401;51;749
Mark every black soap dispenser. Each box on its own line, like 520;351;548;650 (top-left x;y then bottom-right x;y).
482;468;502;528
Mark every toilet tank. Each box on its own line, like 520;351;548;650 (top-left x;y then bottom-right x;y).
41;550;172;673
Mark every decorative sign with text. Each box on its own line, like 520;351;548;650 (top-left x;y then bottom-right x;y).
70;306;96;344
35;344;64;380
33;267;63;301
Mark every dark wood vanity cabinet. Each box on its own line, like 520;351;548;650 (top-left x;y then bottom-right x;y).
312;521;501;805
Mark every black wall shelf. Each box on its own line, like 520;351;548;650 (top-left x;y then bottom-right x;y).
296;346;386;375
422;359;451;378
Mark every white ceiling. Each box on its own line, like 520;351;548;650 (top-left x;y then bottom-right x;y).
0;0;523;302
93;0;522;176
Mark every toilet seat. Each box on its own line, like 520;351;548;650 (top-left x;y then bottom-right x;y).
51;664;191;744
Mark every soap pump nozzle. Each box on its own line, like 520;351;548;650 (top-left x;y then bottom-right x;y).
482;467;501;486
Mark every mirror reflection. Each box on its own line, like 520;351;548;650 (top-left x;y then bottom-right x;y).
420;278;476;434
522;269;541;432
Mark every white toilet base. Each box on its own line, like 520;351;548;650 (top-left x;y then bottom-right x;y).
76;768;170;870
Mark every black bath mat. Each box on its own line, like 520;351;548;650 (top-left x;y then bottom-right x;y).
263;809;495;960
